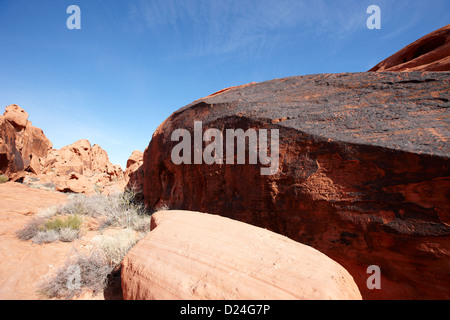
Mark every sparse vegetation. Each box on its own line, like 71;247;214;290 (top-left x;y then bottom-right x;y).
0;175;8;183
38;250;112;299
57;188;151;233
32;230;60;244
59;228;80;242
17;187;151;246
26;187;152;299
16;217;46;241
92;229;141;267
17;215;82;244
38;229;144;299
45;215;82;231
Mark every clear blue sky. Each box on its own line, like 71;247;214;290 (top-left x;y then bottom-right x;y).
1;0;448;168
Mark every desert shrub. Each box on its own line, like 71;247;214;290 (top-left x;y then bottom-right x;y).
39;229;141;299
59;228;80;242
57;188;151;232
38;250;112;299
45;215;82;231
32;188;151;298
0;175;8;183
36;206;59;219
32;230;60;244
92;229;141;267
17;215;81;244
16;217;46;240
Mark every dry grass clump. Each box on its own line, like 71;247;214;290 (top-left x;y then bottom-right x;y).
17;188;150;244
59;228;81;242
54;188;151;233
38;250;112;299
92;229;142;267
38;229;143;299
16;217;47;241
16;215;82;244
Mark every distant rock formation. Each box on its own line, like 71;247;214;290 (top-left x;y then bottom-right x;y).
0;105;52;177
124;150;144;189
121;210;362;300
141;71;449;299
0;104;124;194
37;139;123;194
370;24;450;71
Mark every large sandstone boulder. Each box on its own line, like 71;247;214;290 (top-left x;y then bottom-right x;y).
121;210;362;300
0;105;52;176
370;24;450;71
141;72;449;300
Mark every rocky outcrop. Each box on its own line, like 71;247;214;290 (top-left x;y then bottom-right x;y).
0;105;52;177
124;150;144;188
36;140;123;194
121;210;362;300
141;72;450;300
0;104;124;194
370;24;450;71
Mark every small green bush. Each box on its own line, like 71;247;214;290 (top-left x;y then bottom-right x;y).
45;215;82;231
17;215;81;244
0;175;8;183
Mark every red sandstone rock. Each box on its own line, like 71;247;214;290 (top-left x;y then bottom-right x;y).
370;24;450;71
126;150;143;169
121;210;362;300
91;144;123;180
0;105;52;176
123;150;143;189
3;104;29;130
0;104;124;194
36;140;124;194
141;72;450;300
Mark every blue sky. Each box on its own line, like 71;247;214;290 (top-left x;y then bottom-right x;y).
0;0;448;168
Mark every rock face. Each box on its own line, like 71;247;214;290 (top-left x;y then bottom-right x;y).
121;210;362;300
141;72;450;300
0;105;52;176
370;24;450;71
124;150;144;189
